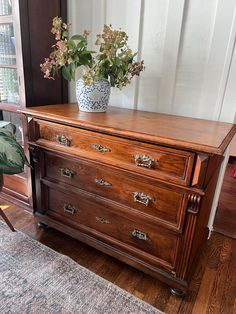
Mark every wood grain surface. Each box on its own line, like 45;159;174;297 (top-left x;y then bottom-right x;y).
21;104;236;154
43;150;189;231
33;119;194;186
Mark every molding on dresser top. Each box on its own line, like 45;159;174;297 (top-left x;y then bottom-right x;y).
21;104;236;155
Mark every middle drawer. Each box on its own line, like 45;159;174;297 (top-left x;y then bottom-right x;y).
43;150;189;232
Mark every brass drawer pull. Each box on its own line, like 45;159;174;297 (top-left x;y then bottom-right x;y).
63;203;76;214
132;229;149;241
133;192;152;206
133;154;156;168
56;135;72;146
94;178;112;186
95;216;111;224
91;144;111;152
60;168;76;178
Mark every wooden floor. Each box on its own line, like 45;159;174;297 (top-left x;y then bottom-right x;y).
214;163;236;239
0;196;236;314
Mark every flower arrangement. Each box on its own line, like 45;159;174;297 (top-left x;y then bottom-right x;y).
40;17;144;89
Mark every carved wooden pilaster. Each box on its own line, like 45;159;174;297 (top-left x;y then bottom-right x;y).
176;193;202;280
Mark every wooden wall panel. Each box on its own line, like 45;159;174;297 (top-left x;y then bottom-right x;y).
137;0;170;112
172;0;219;118
219;38;236;124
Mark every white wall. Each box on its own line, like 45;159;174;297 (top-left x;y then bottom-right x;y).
68;0;236;123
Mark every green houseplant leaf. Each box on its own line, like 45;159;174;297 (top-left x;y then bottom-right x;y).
0;122;30;175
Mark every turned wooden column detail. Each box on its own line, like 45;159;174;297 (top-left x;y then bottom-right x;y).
187;193;201;214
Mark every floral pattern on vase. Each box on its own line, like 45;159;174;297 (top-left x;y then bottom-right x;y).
76;79;111;112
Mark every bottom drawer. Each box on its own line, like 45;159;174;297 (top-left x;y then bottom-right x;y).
44;184;181;271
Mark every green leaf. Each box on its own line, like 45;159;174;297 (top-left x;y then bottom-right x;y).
62;31;68;38
70;63;76;81
62;66;72;81
118;69;124;79
71;34;85;41
0;121;16;134
110;75;115;87
97;54;105;61
76;41;86;49
81;50;95;55
67;40;76;49
0;129;30;175
79;54;91;66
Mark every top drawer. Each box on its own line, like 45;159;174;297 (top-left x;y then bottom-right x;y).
31;119;195;186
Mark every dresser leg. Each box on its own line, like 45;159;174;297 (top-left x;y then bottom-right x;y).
170;287;186;297
37;222;48;229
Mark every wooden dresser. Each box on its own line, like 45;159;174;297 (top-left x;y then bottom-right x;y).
22;104;236;296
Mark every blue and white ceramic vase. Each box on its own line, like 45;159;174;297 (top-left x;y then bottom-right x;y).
76;78;111;112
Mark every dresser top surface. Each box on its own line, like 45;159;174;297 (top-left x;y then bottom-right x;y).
21;104;236;155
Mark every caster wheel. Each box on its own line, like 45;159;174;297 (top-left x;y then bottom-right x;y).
37;222;48;229
170;287;186;298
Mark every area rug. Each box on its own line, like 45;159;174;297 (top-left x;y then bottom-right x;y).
0;221;163;314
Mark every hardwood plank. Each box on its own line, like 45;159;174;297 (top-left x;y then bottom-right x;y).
207;238;232;314
219;239;236;314
175;231;210;314
164;295;182;314
192;268;216;314
206;232;225;270
214;163;236;238
146;280;170;312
